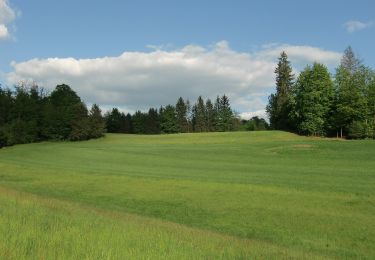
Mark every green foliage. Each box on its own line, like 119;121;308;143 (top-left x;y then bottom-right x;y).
0;87;13;126
267;47;375;139
216;95;234;131
160;105;178;133
145;108;160;134
192;96;206;132
0;84;104;148
44;84;85;140
348;120;374;139
105;108;124;133
88;104;105;138
132;110;147;134
103;95;237;135
205;99;215;132
334;66;369;134
176;97;188;133
292;63;334;136
69;102;90;141
245;116;269;131
266;51;294;130
0;128;8;148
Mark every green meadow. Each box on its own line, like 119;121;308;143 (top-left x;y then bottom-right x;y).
0;131;374;259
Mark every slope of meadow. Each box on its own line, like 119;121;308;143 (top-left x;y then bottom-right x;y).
0;131;374;259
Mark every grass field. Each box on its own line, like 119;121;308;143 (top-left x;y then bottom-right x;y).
0;131;374;259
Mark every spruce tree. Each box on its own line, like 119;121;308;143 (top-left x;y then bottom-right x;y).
88;104;105;138
145;108;160;134
132;110;146;134
217;95;233;131
160;105;178;133
105;108;123;133
193;96;206;132
266;51;294;130
175;97;188;133
205;98;215;132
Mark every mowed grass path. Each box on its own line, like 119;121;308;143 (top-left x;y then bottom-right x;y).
0;131;374;258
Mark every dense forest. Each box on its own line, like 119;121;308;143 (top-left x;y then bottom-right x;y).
0;84;105;148
104;95;267;134
0;83;267;148
267;46;375;139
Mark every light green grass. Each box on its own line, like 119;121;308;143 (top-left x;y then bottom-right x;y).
0;131;374;258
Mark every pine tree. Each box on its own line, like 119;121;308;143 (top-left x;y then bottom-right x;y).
88;104;105;138
185;99;193;133
217;95;233;131
341;46;361;75
205;99;215;132
175;97;188;133
266;51;294;130
160;105;178;133
193;96;206;132
69;102;90;141
132;110;146;134
44;84;83;140
105;108;123;133
145;108;160;134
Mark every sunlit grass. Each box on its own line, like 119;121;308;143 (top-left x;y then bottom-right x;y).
0;131;374;258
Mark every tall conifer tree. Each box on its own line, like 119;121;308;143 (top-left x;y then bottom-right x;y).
266;51;294;130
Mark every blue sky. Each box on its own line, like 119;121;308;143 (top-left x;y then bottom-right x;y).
1;0;374;117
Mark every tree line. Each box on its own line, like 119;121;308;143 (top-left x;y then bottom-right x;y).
267;47;375;139
105;95;244;134
0;82;268;148
0;84;105;148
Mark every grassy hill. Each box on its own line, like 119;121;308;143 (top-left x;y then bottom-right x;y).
0;131;374;259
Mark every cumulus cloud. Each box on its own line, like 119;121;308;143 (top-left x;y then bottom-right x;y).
239;110;268;120
7;42;342;119
344;20;374;33
0;0;18;39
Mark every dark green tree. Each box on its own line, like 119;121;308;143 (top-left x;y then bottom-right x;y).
132;110;146;134
217;95;233;131
160;105;178;133
193;96;206;132
0;87;13;127
105;108;123;133
266;51;294;130
69;102;90;141
88;104;105;138
44;84;84;140
145;108;160;134
246;116;269;131
175;97;188;133
205;98;215;132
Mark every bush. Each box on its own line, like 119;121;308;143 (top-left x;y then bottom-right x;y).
348;120;374;139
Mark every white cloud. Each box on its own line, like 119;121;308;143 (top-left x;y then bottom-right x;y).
7;42;342;119
344;20;374;33
239;110;267;120
0;23;8;38
0;0;18;39
258;44;341;66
